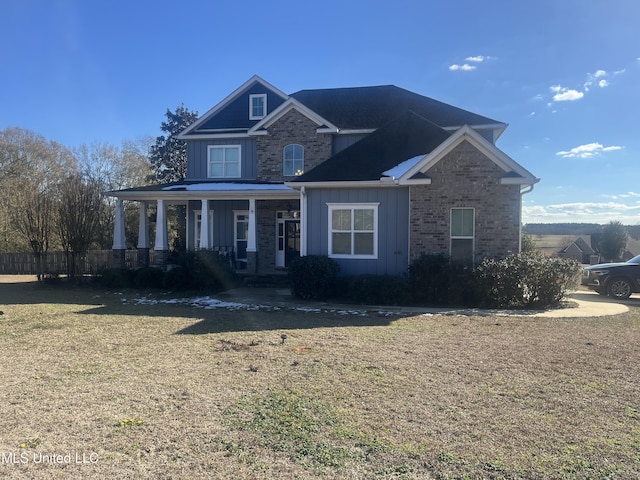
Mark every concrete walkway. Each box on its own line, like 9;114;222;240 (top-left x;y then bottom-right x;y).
218;287;636;318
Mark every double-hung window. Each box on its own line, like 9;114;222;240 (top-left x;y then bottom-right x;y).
208;145;241;178
328;203;378;258
249;94;266;120
283;144;304;176
450;208;474;263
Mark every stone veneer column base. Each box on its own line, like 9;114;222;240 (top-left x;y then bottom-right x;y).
154;250;170;268
112;249;126;269
137;248;150;268
246;251;258;274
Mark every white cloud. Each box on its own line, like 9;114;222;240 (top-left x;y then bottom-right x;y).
603;192;640;200
584;69;611;91
523;201;640;224
449;63;476;71
556;142;623;158
465;56;485;62
550;85;584;102
614;69;626;75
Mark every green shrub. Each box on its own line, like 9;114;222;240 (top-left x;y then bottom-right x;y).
348;274;409;305
474;251;581;309
171;250;236;292
133;267;165;289
408;254;476;306
162;265;192;290
98;268;133;288
288;255;340;301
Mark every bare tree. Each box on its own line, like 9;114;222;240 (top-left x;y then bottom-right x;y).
9;180;55;280
75;138;154;249
0;128;76;263
56;174;104;281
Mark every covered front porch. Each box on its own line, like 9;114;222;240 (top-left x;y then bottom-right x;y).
108;182;305;274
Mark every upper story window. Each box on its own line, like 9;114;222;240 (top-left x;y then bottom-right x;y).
327;203;378;259
283;144;304;176
450;207;475;263
249;94;267;120
208;145;241;178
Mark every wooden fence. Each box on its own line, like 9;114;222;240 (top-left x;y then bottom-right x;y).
0;250;155;275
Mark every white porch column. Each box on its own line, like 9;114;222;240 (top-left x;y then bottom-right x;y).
155;199;168;251
112;199;126;250
199;199;210;249
247;197;257;252
137;202;149;248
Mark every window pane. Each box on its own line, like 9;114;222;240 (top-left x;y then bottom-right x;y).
226;162;239;177
332;209;351;230
236;221;248;240
226;147;239;163
252;97;264;117
354;209;373;230
354;233;373;255
210;163;224;177
284;159;294;176
451;209;473;237
332;233;351;254
284;145;294;160
451;239;473;263
210;148;223;162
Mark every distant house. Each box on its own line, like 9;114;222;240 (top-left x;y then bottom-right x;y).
107;75;539;276
558;236;598;264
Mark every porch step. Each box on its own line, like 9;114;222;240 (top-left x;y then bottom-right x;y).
241;274;290;288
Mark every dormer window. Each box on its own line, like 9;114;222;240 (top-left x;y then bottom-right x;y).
249;94;267;120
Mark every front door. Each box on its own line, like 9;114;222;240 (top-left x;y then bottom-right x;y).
234;211;249;269
276;211;300;268
284;220;301;266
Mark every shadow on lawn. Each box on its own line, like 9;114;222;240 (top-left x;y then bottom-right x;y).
0;277;398;333
174;310;396;335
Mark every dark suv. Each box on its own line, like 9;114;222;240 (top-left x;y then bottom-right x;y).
582;255;640;299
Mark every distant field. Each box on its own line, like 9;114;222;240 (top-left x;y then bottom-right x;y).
1;276;639;479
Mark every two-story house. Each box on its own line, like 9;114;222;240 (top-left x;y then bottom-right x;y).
108;75;539;276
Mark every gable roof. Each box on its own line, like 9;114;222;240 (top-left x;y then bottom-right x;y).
400;125;539;186
290;85;505;131
291;111;452;182
179;76;507;139
178;75;289;138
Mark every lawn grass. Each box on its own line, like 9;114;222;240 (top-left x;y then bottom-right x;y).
0;276;639;479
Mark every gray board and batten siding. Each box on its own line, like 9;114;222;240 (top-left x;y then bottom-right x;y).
195;84;286;132
305;186;410;276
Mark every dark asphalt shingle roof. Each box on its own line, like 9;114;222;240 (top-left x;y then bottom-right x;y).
290;85;501;130
292;111;452;182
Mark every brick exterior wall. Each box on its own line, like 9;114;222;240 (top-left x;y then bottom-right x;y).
409;140;522;262
255;199;298;272
256;109;333;182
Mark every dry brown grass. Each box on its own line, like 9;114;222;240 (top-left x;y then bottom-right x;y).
0;275;639;479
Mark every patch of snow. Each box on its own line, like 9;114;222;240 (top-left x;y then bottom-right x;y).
162;183;295;192
382;154;425;179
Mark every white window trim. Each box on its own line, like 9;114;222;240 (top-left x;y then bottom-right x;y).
450;207;475;260
249;94;267;120
283;144;304;177
327;203;379;259
207;145;241;178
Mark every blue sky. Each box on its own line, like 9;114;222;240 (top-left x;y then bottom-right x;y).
2;0;639;225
